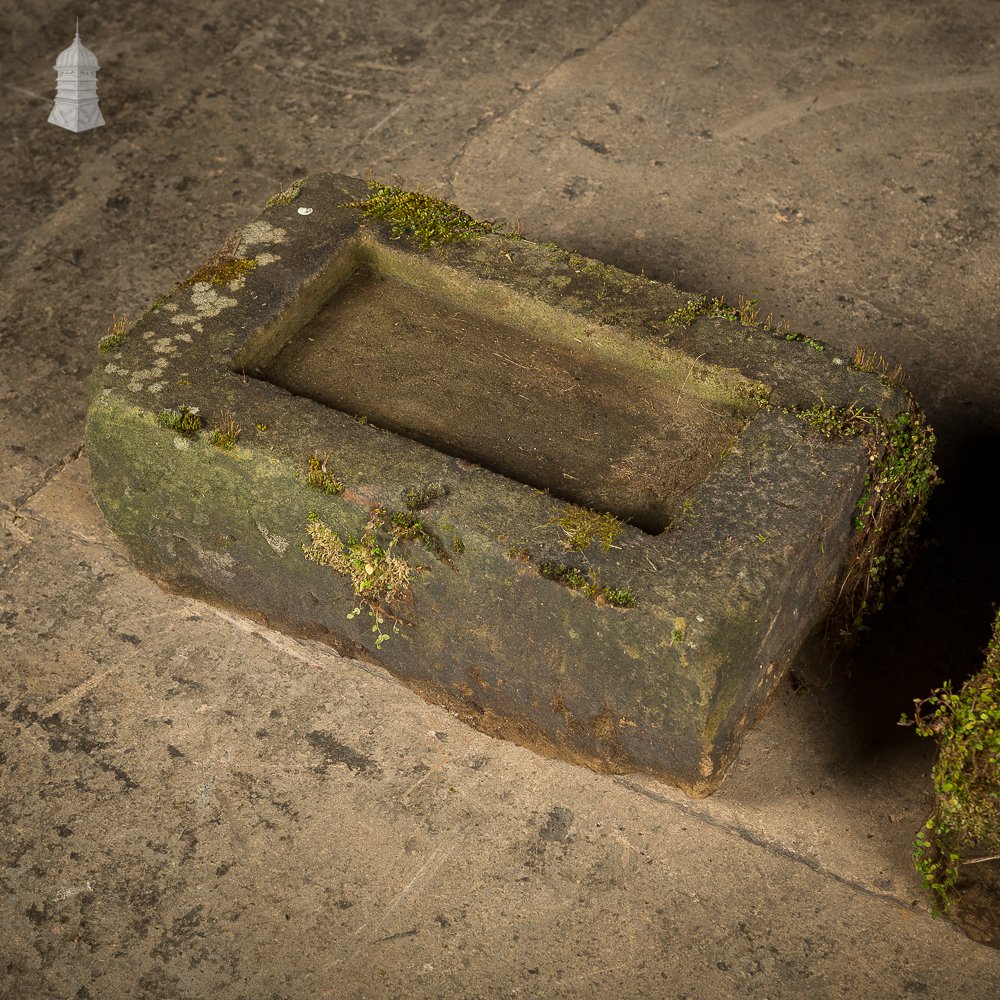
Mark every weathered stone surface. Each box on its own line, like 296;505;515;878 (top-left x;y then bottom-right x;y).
87;173;907;795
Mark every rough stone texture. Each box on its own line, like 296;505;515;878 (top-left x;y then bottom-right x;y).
2;1;1000;994
87;173;906;795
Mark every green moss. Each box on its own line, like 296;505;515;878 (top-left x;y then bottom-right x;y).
378;507;451;564
405;482;446;511
665;292;825;350
346;181;513;249
793;401;940;638
903;608;1000;915
266;178;305;207
99;312;134;354
303;512;412;649
551;504;624;552
157;405;202;438
183;257;257;287
538;562;637;609
208;413;241;450
304;454;344;495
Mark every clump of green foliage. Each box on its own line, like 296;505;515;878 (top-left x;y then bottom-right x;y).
99;312;134;353
902;609;1000;915
183;257;257;287
208;413;241;450
665;292;825;350
539;562;637;609
346;181;512;249
158;405;202;438
551;504;624;552
303;512;414;649
304;454;344;495
266;178;305;207
794;401;940;638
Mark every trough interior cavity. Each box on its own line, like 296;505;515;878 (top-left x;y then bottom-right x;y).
258;265;748;532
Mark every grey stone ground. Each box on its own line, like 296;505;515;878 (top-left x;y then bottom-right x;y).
1;1;999;997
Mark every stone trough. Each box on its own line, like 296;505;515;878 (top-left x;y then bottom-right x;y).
87;173;926;795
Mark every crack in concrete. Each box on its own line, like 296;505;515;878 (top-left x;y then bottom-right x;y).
612;774;960;926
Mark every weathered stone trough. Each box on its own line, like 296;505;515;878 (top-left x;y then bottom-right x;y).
87;173;933;795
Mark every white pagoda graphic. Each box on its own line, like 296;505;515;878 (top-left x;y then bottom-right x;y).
48;19;105;133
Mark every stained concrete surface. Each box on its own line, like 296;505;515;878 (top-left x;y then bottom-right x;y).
1;1;999;996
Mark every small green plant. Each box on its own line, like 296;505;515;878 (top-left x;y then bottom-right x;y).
538;562;637;608
345;181;512;249
671;618;687;644
266;178;305;207
99;312;133;353
158;405;202;438
304;453;344;494
675;498;701;527
255;421;268;432
551;504;624;552
208;413;241;450
902;609;1000;915
303;512;413;649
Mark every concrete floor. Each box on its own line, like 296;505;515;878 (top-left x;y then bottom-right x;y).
2;1;999;996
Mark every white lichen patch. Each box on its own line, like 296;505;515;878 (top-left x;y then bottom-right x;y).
162;302;179;312
173;437;191;450
175;332;193;343
189;284;239;318
148;381;166;394
254;251;280;267
143;330;155;340
104;363;125;374
236;219;287;256
153;338;178;354
256;522;289;554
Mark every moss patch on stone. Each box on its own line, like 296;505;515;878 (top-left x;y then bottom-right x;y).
539;562;637;609
551;504;625;552
665;292;825;351
304;453;344;494
157;405;202;438
345;181;513;249
98;312;134;354
793;399;940;638
303;511;414;649
183;256;257;287
266;178;305;207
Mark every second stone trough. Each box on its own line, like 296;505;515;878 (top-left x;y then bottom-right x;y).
86;173;935;795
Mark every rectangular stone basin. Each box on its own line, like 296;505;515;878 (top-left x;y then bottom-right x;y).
87;173;919;795
258;260;748;534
